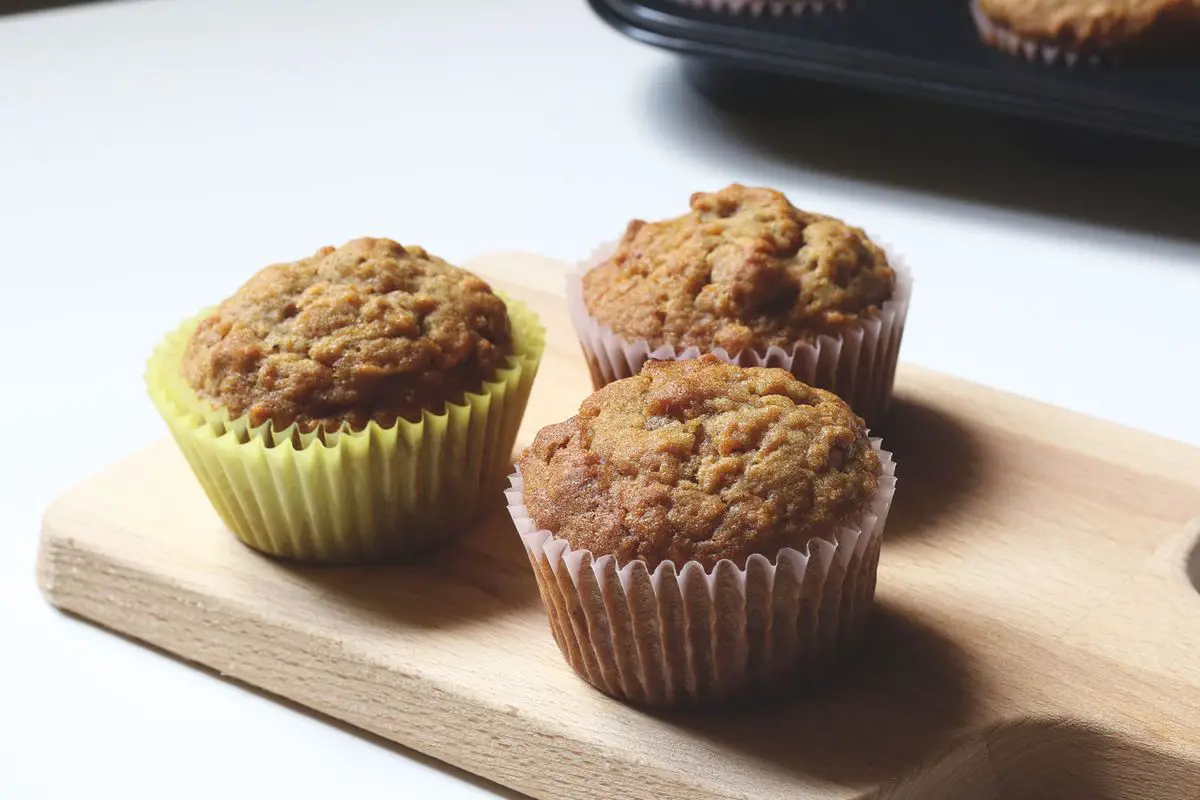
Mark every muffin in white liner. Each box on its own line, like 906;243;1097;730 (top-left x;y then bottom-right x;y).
508;359;902;710
568;241;912;425
506;441;895;708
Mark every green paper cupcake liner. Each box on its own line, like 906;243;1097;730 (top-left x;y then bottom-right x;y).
145;294;545;563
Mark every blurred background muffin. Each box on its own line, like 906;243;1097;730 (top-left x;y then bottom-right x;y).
667;0;856;17
971;0;1200;64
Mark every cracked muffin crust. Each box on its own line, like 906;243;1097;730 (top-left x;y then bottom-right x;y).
581;184;895;355
974;0;1200;58
519;355;880;571
183;237;513;433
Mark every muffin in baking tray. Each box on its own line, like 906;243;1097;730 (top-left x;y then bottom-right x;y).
146;237;545;563
570;183;911;423
669;0;857;16
971;0;1200;64
507;355;897;708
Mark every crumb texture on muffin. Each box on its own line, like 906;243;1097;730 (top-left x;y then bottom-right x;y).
976;0;1200;51
581;184;895;354
519;355;880;570
183;237;513;432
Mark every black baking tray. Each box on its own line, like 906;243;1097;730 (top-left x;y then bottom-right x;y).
587;0;1200;146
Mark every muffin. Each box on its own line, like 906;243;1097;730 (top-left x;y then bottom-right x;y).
971;0;1200;64
146;237;545;562
569;184;911;424
507;355;897;707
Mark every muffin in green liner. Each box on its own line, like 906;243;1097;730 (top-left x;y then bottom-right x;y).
145;238;545;563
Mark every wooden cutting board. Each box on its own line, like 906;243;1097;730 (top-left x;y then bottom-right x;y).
37;252;1200;800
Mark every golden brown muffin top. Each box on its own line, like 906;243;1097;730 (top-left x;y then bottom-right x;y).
977;0;1200;50
519;356;880;570
183;237;513;433
581;184;895;354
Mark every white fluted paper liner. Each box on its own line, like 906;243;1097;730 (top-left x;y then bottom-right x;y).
506;439;896;708
669;0;856;16
970;0;1108;67
568;240;912;423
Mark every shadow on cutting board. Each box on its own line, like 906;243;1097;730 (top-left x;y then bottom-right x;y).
878;716;1200;799
1187;530;1200;597
281;503;542;629
644;60;1200;251
873;396;990;542
661;602;977;787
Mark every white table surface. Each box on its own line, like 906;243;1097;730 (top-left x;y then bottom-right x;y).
2;0;1198;797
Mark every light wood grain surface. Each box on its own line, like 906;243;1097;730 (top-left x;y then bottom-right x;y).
38;253;1200;799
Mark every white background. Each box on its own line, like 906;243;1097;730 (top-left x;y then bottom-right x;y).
2;0;1198;797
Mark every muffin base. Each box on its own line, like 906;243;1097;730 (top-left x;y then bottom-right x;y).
145;295;545;563
506;439;896;709
569;241;911;424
